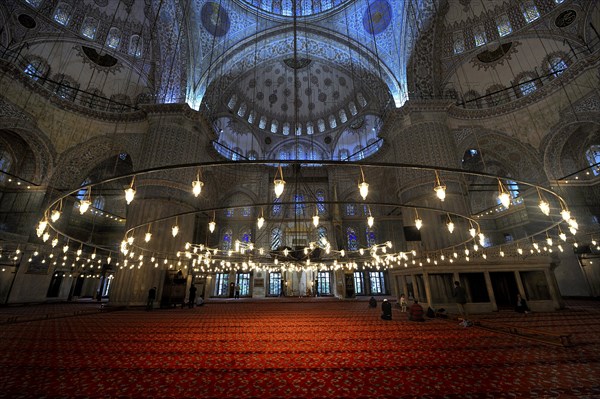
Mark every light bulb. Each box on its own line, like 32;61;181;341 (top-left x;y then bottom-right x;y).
208;221;216;233
569;226;577;235
144;232;152;242
124;187;136;205
127;236;134;245
42;232;50;242
107;256;112;264
568;218;578;229
313;215;320;227
469;227;476;238
63;244;68;253
367;216;374;228
274;179;285;198
172;225;179;237
498;192;511;208
51;209;61;222
517;247;523;255
559;232;567;241
52;237;58;247
192;179;203;197
546;237;553;246
434;184;446;201
561;209;571;221
358;181;369;200
77;248;82;256
538;200;550;216
500;251;505;257
447;221;454;233
38;220;48;232
464;248;470;256
415;218;422;230
79;199;91;214
257;216;264;229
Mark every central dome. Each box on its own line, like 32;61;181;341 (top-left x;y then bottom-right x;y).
239;0;353;17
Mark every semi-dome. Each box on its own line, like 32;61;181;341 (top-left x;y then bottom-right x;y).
237;0;354;18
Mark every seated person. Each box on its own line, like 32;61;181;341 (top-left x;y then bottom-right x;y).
515;294;530;314
381;298;392;320
408;300;425;322
368;296;377;308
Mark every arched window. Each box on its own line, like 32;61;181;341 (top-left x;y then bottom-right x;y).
521;1;540;23
53;3;72;26
259;116;267;129
339;149;350;160
25;0;43;8
227;94;238;110
347;227;358;251
496;14;512;37
270;228;282;250
247;110;256;124
128;35;143;58
453;33;465;54
339;110;348;123
271;120;279;134
222;230;233;251
346;203;356;216
369;271;385;294
76;178;91;200
247;150;258;160
348;101;358;115
81;17;98;40
225;208;234;217
231;147;243;161
474;26;486;47
548;56;568;77
282;122;290;136
106;27;121;49
23;58;48;81
585;145;600;176
272;197;282;216
237;102;247;118
294;193;305;216
517;76;537;96
366;228;376;247
306;122;314;135
317;226;328;247
241;230;252;243
328;115;337;129
279;150;288;161
93;195;105;211
0;150;13;182
316;190;326;214
352;145;364;160
317;119;326;132
357;92;367;107
241;207;251;217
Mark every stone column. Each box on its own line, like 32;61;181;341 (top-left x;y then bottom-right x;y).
484;271;498;311
108;110;213;307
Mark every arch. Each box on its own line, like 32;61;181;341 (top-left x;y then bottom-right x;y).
187;26;398;110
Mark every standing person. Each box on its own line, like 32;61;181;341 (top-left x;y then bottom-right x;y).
399;294;407;312
147;286;157;311
234;284;240;299
408;299;425;322
188;284;197;309
381;298;392;320
453;281;468;319
515;294;530;314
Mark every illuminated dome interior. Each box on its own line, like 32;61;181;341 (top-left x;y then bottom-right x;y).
239;0;353;17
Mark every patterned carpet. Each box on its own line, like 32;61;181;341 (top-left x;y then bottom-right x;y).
1;301;599;398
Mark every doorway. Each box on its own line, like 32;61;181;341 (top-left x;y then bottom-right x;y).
490;271;518;308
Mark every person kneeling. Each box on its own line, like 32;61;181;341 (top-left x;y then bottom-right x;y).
381;298;392;320
408;300;425;322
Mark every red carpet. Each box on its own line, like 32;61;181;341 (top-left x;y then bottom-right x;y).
1;301;599;398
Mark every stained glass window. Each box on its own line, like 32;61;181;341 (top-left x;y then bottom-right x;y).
346;203;356;216
227;94;238;110
522;1;540;23
236;273;251;296
366;228;376;247
272;197;282;216
316;190;326;214
225;208;234;217
81;17;98;40
242;207;251;217
474;28;487;47
347;227;358;250
549;57;567;77
23;60;46;81
306;122;314;135
585;145;600;176
25;0;43;8
339;149;350;161
317;226;328;247
518;78;537;96
247;150;258;160
106;27;121;49
128;35;143;58
53;3;72;26
241;230;252;243
93;195;105;211
496;15;512;37
222;230;233;251
328;115;337;129
453;36;465;54
270;228;282;250
0;151;13;182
